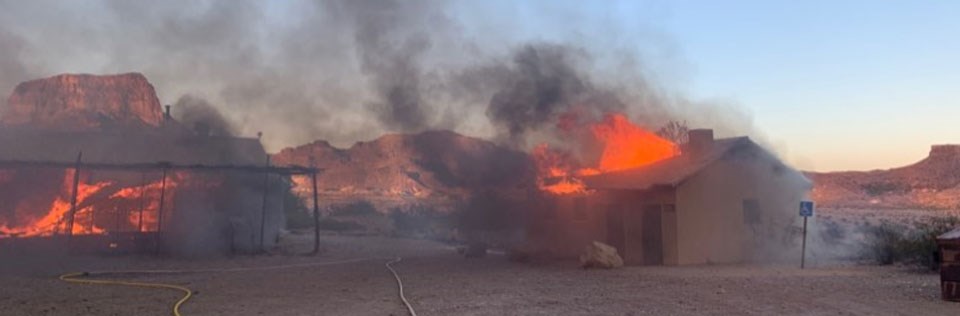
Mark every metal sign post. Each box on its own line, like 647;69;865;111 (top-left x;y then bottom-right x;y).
799;200;814;269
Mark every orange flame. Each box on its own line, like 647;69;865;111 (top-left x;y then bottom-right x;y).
0;169;112;237
0;169;185;238
535;113;679;194
591;113;679;172
108;177;179;233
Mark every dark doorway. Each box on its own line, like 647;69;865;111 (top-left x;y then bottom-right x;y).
606;205;625;253
641;205;664;265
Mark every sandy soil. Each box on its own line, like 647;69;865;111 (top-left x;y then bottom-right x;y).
0;233;955;316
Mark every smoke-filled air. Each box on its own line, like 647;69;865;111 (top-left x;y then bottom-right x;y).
2;1;958;315
0;0;758;152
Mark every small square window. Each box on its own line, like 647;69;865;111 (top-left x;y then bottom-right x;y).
662;204;676;213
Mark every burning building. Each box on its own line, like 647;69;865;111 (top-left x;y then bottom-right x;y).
0;73;307;255
529;129;811;265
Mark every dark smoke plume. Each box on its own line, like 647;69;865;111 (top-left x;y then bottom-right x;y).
172;94;236;136
482;43;632;147
486;44;588;143
0;0;762;152
334;0;434;132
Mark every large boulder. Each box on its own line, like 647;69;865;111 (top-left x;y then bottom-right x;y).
579;241;624;269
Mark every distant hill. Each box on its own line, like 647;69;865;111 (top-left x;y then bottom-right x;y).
272;130;536;213
806;145;960;209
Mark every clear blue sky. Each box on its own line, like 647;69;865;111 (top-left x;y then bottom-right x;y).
611;1;960;171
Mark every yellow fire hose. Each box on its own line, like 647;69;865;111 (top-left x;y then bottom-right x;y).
57;257;416;316
58;271;192;316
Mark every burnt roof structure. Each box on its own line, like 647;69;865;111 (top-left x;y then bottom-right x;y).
0;127;266;166
582;136;806;190
0;127;318;175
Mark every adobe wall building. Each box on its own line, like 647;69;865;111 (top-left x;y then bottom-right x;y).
528;129;812;265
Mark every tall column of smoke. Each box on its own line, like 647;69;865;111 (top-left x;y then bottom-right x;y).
0;0;762;153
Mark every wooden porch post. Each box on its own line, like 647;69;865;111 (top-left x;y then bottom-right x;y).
155;167;168;254
65;152;83;238
312;171;320;254
259;155;271;251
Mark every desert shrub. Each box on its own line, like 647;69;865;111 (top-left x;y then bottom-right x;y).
390;205;451;238
861;182;903;196
286;207;314;229
283;189;313;229
329;200;378;216
864;216;960;267
864;222;907;265
317;218;364;232
909;216;960;268
819;220;847;244
390;206;433;233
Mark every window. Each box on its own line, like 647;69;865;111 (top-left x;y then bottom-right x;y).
771;163;786;175
742;199;761;225
662;204;676;213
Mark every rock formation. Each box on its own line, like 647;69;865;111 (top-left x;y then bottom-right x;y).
272;130;536;213
1;73;164;130
807;145;960;209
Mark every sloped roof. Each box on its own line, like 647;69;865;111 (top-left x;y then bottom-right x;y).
0;127;267;166
939;227;960;241
582;137;772;190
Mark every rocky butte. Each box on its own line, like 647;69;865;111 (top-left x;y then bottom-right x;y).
807;144;960;209
1;73;163;131
0;73;280;254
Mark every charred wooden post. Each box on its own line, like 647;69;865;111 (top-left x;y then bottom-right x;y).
113;205;122;248
155;166;169;254
259;155;271;251
137;172;147;232
64;152;83;238
312;171;320;254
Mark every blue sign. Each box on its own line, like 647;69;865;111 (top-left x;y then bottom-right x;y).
799;201;814;217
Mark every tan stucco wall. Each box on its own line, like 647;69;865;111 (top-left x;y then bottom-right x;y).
527;147;809;265
526;194;608;258
617;189;675;265
674;152;807;265
675;159;752;264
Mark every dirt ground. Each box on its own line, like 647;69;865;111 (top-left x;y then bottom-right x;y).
0;233;956;316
